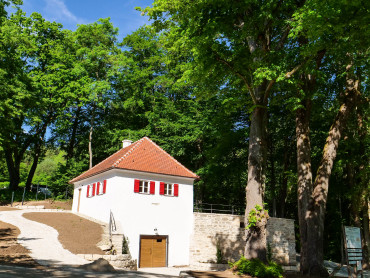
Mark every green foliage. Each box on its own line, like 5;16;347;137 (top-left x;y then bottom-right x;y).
247;205;269;229
230;256;284;278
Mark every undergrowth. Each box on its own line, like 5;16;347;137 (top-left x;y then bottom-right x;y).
229;256;284;278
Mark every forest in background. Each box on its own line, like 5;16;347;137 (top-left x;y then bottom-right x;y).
0;0;368;276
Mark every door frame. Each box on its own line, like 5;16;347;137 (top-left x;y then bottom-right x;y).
138;235;168;268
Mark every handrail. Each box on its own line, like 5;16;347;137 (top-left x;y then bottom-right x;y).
109;210;117;238
194;202;245;215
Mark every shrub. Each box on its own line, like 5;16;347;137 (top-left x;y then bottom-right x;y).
230;256;283;278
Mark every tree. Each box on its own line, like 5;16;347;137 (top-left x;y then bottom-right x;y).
289;0;369;275
0;9;72;191
142;0;307;261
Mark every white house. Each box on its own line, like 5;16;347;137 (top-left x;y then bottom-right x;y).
70;137;198;268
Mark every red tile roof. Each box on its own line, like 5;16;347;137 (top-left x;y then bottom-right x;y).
70;137;199;183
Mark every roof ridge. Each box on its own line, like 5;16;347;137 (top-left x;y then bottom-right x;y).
144;137;198;178
112;137;145;167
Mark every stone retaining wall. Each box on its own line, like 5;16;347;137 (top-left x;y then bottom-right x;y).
190;213;296;266
77;254;137;270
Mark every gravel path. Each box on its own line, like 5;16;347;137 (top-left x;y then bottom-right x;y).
0;209;88;267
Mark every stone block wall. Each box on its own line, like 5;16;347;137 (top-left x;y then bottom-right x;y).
266;217;296;265
190;213;296;266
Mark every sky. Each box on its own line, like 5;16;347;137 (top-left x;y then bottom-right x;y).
10;0;154;39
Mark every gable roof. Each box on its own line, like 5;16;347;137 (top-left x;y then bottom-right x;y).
70;137;199;183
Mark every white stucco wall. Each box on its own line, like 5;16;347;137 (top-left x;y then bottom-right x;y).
71;169;194;267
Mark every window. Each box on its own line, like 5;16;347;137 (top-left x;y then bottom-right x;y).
164;183;173;196
87;180;107;197
160;182;179;197
140;180;149;194
86;184;95;198
134;179;155;194
96;180;107;195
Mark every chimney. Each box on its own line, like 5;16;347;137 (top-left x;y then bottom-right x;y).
122;139;133;148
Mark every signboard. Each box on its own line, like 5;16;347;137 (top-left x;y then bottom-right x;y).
343;226;363;278
344;226;362;249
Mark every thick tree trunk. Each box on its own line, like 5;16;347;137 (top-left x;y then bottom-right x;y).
305;71;359;276
362;201;370;269
295;99;313;274
245;100;268;262
3;144;21;191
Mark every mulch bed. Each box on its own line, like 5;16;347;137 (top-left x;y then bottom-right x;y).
0;207;19;211
10;200;72;210
0;220;42;268
23;212;105;255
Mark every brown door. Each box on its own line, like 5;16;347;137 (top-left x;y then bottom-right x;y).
77;188;81;212
139;236;167;267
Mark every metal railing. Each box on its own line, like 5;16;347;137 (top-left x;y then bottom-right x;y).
109;210;117;238
193;202;245;215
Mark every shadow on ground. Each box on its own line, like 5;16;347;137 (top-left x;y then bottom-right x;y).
0;264;178;278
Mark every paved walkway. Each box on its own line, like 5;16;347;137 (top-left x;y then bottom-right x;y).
0;209;88;267
0;265;178;278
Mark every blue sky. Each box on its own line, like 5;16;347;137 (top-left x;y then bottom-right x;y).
12;0;154;39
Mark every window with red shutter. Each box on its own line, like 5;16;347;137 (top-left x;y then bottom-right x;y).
134;179;140;193
174;184;179;196
103;180;107;194
150;181;155;194
92;183;96;196
86;184;90;197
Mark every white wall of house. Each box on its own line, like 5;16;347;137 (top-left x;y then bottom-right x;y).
71;169;194;267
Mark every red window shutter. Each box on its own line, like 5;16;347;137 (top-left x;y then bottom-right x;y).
150;181;155;195
96;182;100;194
160;182;165;195
134;179;140;193
92;183;96;196
86;185;90;197
174;184;179;196
103;180;107;194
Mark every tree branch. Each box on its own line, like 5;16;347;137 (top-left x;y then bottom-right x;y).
214;54;257;104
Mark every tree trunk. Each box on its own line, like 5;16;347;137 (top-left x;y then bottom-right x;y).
305;70;360;276
89;124;93;169
295;99;313;274
362;201;370;269
245;97;268;262
3;144;21;191
25;139;43;191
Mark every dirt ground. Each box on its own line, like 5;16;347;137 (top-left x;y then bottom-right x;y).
10;199;72;210
0;207;19;211
0;220;42;268
23;212;105;255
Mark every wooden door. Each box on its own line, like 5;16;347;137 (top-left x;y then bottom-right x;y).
77;188;81;212
139;236;167;267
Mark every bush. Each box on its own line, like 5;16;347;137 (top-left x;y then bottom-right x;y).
230;256;283;278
